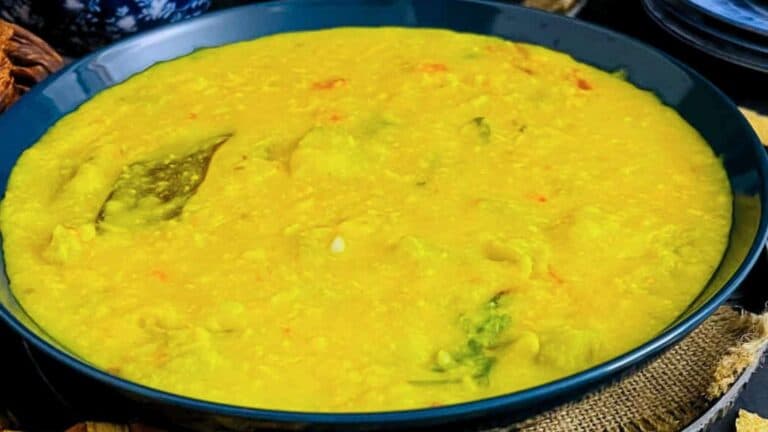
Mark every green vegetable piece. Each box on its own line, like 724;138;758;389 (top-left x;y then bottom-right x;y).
96;133;232;231
471;116;491;143
611;68;628;80
415;290;511;386
459;116;492;145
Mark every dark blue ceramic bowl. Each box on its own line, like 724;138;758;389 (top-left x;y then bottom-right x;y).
0;1;767;430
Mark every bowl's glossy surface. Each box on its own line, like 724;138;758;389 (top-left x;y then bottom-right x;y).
0;0;766;430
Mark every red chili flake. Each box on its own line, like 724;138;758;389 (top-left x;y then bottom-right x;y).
150;269;169;282
516;65;535;75
328;112;344;123
548;267;564;284
417;63;448;73
312;77;347;90
316;111;345;124
536;195;548;203
188;112;198;119
154;351;169;365
577;78;592;90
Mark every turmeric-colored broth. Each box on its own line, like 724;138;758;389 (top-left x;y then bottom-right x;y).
0;28;731;411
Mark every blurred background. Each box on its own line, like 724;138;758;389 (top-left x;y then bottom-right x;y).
1;0;765;110
0;0;583;56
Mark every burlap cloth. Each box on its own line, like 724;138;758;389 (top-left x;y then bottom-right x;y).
509;307;768;432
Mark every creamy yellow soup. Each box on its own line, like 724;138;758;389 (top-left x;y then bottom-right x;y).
0;28;731;412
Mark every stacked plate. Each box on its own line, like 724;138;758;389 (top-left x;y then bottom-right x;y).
642;0;768;73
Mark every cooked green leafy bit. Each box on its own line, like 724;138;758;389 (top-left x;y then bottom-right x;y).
411;291;511;386
472;117;491;141
459;116;492;145
611;68;628;80
96;133;232;231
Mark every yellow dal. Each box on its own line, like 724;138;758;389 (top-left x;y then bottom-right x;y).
0;28;732;411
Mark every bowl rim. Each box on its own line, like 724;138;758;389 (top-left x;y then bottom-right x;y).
0;0;767;426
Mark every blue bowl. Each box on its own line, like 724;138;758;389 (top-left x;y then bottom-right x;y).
0;0;211;56
0;0;767;430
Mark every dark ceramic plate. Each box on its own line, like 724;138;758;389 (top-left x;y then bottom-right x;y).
0;0;766;430
644;0;768;73
664;0;768;55
683;0;768;38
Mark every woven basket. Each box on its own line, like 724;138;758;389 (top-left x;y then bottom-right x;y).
0;19;62;113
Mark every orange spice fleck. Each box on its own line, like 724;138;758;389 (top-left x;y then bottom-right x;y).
150;269;169;282
517;65;535;75
467;198;484;207
312;77;347;90
153;350;170;366
328;112;344;123
577;78;592;90
316;110;346;124
417;63;448;73
548;267;564;284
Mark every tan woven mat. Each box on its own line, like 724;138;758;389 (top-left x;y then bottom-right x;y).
511;307;768;432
